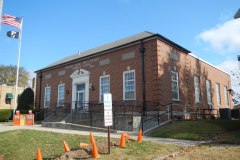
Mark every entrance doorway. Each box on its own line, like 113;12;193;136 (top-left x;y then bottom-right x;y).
70;69;90;110
75;83;87;110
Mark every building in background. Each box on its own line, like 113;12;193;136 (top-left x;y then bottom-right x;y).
0;84;25;109
35;31;232;118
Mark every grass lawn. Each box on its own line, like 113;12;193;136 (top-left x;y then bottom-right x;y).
165;145;240;160
150;119;240;143
0;130;182;160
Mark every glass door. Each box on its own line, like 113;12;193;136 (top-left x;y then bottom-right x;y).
76;83;86;110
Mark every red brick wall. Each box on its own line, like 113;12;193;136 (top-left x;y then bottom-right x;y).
36;40;151;108
155;39;232;110
35;38;232;111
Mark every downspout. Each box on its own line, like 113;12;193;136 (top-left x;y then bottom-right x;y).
140;41;146;116
38;71;42;109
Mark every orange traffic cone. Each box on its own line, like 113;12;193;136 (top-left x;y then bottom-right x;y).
119;133;126;147
36;148;42;160
80;142;89;148
92;142;99;159
90;132;95;144
124;134;134;141
137;129;142;143
63;140;70;152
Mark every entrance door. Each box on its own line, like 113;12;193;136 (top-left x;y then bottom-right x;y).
75;83;87;110
70;69;90;110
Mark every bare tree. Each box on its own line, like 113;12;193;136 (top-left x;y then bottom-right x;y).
0;65;30;87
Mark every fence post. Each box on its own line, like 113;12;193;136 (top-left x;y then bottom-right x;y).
141;105;144;132
158;110;160;125
170;103;173;119
90;110;92;127
113;111;116;130
132;104;133;115
71;109;73;123
167;105;170;120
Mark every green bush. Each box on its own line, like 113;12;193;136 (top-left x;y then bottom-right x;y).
17;87;34;111
0;109;13;122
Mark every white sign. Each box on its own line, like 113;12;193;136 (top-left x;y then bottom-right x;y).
104;93;113;126
103;93;112;110
104;110;113;126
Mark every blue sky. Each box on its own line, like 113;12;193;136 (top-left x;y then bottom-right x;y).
0;0;240;78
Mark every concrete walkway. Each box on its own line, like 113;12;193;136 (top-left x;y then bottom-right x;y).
0;123;208;147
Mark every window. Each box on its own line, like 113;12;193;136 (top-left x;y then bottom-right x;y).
58;84;65;106
44;87;51;108
194;76;200;103
123;70;135;100
224;86;229;107
216;83;221;106
5;93;13;104
206;80;212;104
100;75;110;101
5;99;11;104
171;71;179;100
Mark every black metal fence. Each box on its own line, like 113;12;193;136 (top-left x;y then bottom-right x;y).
40;101;172;132
231;108;240;119
142;103;173;131
195;108;219;119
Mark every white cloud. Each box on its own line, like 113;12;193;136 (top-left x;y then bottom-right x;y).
217;59;240;92
197;19;240;54
217;59;239;73
217;59;240;105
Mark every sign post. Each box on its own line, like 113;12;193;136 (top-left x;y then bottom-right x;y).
103;93;113;154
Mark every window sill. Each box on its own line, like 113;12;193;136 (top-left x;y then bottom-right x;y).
172;99;180;102
123;99;136;101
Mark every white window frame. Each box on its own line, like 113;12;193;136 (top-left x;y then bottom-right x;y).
224;86;229;107
206;80;212;104
171;71;180;101
57;84;65;106
44;86;51;108
99;75;110;102
216;83;221;106
123;70;136;100
194;76;200;103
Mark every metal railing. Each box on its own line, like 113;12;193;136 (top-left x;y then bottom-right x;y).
42;101;172;131
142;103;173;132
195;108;219;119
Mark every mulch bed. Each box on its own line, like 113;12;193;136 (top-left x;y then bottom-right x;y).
55;139;119;160
0;155;4;160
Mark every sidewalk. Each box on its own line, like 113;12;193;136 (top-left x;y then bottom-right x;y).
0;123;208;147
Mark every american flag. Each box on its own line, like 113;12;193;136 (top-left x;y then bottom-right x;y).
1;14;22;30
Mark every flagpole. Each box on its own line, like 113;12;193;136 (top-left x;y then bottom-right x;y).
13;17;23;115
0;0;3;33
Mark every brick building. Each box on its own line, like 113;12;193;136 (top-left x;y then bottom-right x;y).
0;84;25;110
35;31;232;117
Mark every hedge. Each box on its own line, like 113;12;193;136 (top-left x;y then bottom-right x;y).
0;109;13;122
